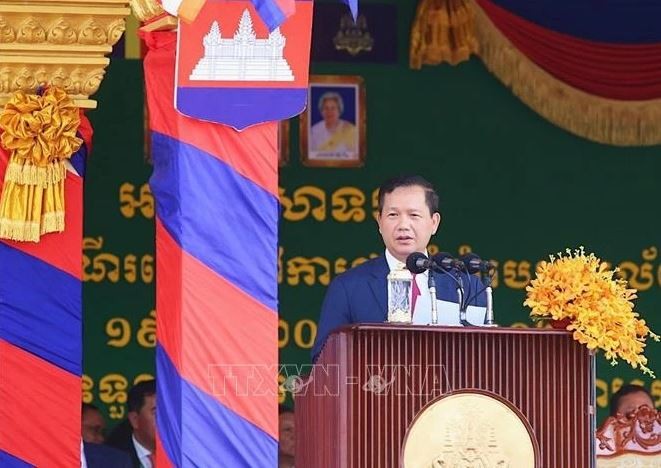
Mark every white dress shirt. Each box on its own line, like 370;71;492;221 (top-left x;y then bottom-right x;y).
132;435;153;468
81;440;87;468
384;249;488;325
385;249;432;324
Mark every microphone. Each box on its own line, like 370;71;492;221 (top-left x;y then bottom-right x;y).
431;252;464;272
430;252;467;320
405;252;432;274
460;253;496;274
405;252;441;325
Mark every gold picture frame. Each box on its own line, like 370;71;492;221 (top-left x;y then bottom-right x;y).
279;119;290;167
300;75;366;168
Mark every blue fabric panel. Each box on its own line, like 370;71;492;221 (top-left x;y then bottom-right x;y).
0;243;81;375
149;132;278;311
492;0;661;43
0;449;33;468
156;346;278;467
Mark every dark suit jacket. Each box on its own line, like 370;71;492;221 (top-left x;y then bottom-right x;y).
311;255;488;361
84;442;133;468
105;421;140;468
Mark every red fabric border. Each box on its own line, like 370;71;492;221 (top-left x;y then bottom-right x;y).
478;0;661;100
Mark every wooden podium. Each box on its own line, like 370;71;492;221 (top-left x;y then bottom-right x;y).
295;325;596;467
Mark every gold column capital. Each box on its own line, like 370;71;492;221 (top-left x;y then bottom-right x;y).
0;0;131;108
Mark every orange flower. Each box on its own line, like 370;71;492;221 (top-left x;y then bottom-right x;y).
525;248;659;377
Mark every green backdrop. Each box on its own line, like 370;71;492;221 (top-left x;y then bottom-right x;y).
83;1;660;428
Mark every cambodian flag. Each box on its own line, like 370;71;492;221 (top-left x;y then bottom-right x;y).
174;0;313;129
143;28;279;466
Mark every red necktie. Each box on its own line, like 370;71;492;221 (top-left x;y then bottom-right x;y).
148;453;155;467
411;274;421;316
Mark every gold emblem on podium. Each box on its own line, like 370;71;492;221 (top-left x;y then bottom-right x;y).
402;392;536;467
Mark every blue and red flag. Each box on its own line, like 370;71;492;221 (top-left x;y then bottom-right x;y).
0;116;91;467
143;29;279;466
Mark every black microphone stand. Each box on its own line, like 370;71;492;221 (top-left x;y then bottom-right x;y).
457;273;474;326
455;258;476;326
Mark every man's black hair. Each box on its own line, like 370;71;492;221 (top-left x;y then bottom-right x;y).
127;379;156;413
377;175;439;216
82;402;100;413
610;384;654;416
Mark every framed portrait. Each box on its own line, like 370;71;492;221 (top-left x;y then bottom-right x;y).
278;119;290;167
300;75;366;168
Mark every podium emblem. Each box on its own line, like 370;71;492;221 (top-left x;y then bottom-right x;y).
402;392;536;467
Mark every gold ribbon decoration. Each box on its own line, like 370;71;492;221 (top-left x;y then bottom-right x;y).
410;0;479;69
0;86;82;242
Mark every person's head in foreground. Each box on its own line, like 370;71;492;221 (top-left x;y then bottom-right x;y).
128;379;157;451
81;403;106;444
610;384;654;418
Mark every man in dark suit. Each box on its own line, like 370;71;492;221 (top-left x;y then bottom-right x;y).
83;442;133;468
106;379;156;468
312;175;487;361
82;403;106;445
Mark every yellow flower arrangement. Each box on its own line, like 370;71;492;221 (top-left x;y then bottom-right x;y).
524;247;659;377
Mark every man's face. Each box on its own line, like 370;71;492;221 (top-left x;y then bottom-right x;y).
321;99;340;125
279;411;295;457
129;394;156;450
615;391;654;417
377;185;440;262
82;408;106;444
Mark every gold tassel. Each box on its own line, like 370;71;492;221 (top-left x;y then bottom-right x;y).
4;159;67;187
0;174;43;242
41;211;65;235
0;218;41;242
410;0;478;69
472;2;661;146
40;163;66;236
0;87;81;242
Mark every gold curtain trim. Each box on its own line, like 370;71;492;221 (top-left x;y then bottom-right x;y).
5;159;67;187
409;0;661;146
0;218;40;242
472;2;661;147
410;0;478;69
0;211;63;241
41;211;65;234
